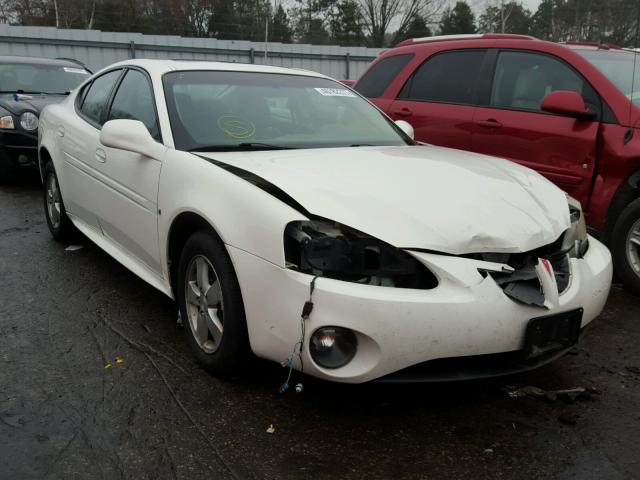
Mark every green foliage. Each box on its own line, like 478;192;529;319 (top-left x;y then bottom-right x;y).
478;2;532;35
439;1;476;35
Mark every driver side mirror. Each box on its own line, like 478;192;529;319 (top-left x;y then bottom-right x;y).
395;119;415;140
541;90;595;120
100;119;165;158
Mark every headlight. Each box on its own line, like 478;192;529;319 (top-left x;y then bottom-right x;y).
19;112;39;131
0;115;14;129
562;196;588;258
284;218;438;289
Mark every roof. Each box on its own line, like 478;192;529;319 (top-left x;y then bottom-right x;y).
394;33;537;48
0;55;86;68
103;59;329;80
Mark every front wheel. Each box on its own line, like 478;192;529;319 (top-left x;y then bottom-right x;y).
611;198;640;296
177;231;250;376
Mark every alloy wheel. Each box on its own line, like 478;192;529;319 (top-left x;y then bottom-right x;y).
627;218;640;277
184;255;224;354
46;173;61;230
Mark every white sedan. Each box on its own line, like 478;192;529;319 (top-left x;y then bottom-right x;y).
38;60;612;383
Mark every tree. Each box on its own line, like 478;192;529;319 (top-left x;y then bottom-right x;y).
329;0;365;45
439;1;475;35
356;0;443;47
392;13;431;44
478;1;531;35
272;3;293;43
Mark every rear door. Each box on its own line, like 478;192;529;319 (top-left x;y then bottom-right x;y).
472;50;600;205
387;50;487;150
61;68;124;229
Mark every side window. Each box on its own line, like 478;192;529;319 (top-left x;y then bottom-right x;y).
354;54;414;98
80;69;122;125
108;69;160;140
490;51;597;113
400;50;486;105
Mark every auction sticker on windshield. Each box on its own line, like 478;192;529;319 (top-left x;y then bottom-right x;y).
314;87;357;97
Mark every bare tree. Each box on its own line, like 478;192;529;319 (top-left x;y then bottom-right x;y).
356;0;443;47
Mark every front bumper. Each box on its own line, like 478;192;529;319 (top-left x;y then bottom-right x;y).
228;236;612;383
0;130;38;170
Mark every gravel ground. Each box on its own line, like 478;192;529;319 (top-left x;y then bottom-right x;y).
1;180;639;480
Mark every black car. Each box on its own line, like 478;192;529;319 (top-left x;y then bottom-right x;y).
0;56;90;181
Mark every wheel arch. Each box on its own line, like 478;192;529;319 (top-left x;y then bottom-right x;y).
38;146;52;183
166;211;223;298
604;169;640;242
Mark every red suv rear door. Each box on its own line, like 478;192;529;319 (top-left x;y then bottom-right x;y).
471;49;600;205
386;50;487;150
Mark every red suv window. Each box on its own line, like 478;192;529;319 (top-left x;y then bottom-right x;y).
398;50;486;105
355;54;414;98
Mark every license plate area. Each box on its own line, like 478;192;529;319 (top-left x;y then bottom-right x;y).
523;308;583;360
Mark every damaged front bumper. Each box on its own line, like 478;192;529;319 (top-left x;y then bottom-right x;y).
228;235;612;383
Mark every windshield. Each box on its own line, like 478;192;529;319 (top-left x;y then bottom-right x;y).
163;71;409;151
0;62;89;94
577;49;640;105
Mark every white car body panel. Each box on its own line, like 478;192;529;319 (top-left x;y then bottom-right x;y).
198;145;571;255
38;59;613;383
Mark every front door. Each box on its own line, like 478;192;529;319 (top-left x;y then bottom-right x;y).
471;50;600;206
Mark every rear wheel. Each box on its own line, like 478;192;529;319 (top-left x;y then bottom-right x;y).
177;231;250;376
43;162;77;242
611;198;640;296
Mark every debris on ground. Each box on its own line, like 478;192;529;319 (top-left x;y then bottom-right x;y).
115;356;125;364
104;363;113;369
502;384;590;402
65;245;84;252
266;424;276;434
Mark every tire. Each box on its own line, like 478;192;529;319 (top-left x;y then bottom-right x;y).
177;230;250;376
611;197;640;296
43;161;78;242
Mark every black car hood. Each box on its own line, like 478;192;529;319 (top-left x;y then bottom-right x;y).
0;94;66;115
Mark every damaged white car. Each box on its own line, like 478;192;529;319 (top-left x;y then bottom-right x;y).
38;60;613;383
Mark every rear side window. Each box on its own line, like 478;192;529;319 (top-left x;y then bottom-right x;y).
490;51;593;112
108;69;160;140
80;69;122;125
400;50;486;105
355;54;414;98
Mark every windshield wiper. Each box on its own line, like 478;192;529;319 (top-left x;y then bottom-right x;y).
188;142;296;152
0;90;69;95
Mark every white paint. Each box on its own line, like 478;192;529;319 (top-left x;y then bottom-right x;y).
39;59;613;383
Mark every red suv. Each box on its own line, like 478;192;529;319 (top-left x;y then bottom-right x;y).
354;34;640;294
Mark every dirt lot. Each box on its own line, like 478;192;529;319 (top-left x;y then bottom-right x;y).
1;181;639;480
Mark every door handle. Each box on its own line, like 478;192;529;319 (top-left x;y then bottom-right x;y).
57;126;65;137
95;148;107;163
476;119;502;129
393;108;413;117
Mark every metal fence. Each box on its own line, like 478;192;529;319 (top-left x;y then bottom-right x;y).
0;25;383;79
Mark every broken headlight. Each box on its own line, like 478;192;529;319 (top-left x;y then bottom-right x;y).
562;197;588;258
284;219;438;289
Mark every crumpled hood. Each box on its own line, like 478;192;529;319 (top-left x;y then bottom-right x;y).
198;145;571;255
0;94;65;116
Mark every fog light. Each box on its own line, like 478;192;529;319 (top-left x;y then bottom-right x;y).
309;327;357;369
17;154;30;166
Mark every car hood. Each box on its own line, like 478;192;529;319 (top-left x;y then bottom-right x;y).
0;93;66;115
198;145;571;255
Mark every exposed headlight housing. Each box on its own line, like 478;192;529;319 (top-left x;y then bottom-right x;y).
284;218;438;289
19;112;39;131
562;196;588;258
0;115;14;129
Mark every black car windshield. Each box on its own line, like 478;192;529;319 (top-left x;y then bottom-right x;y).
163;70;409;151
577;49;640;105
0;62;90;94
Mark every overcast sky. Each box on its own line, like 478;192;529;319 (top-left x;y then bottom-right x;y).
468;0;542;13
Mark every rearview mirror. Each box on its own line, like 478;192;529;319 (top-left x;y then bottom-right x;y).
541;90;594;119
100;119;165;158
395;119;414;140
